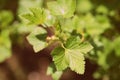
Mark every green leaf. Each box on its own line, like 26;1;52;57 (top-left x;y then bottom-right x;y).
76;0;93;13
76;13;110;36
51;36;93;74
18;0;43;14
65;48;85;74
0;30;12;63
20;8;46;25
0;11;13;27
60;18;75;33
27;27;48;52
65;36;81;49
47;66;54;75
78;42;94;54
114;37;120;57
47;66;63;80
65;36;93;74
0;46;11;63
96;5;108;14
44;10;56;26
52;71;63;80
47;0;76;18
65;36;93;53
97;38;113;69
52;47;68;70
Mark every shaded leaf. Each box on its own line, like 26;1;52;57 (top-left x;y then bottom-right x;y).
27;27;48;52
52;47;68;70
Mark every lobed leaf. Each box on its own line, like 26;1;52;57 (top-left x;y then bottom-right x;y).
20;8;46;25
52;47;68;70
51;36;93;74
27;27;48;52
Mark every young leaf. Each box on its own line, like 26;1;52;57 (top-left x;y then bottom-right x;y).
60;18;75;33
65;36;93;74
65;48;85;74
78;42;94;54
51;36;93;74
18;0;43;14
44;10;56;26
65;36;93;53
20;8;46;25
27;27;48;52
51;47;68;70
47;0;76;18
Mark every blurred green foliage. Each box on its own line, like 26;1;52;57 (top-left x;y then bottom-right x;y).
0;0;120;80
0;11;13;62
